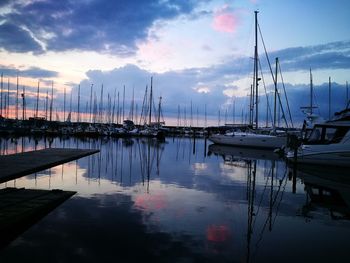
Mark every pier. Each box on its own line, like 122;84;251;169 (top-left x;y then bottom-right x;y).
0;148;99;183
0;187;76;248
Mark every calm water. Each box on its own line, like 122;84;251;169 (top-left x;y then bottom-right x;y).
0;136;350;262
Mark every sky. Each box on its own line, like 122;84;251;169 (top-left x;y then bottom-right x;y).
0;0;350;126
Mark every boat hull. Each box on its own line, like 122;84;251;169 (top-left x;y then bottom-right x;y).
287;150;350;167
209;133;287;149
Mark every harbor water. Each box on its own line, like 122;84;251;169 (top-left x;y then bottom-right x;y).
0;136;349;262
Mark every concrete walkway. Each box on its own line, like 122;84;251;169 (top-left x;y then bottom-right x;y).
0;148;99;183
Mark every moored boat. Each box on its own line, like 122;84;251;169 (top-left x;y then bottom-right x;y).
209;131;287;149
286;120;350;166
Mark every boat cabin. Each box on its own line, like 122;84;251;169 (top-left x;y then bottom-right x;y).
307;122;350;145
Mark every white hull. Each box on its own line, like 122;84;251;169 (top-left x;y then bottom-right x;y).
287;144;350;167
288;151;350;167
209;133;287;149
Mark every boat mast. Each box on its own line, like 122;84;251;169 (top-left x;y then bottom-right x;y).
131;86;134;122
273;57;278;129
112;87;116;124
35;80;39;118
45;90;49;120
254;10;259;129
63;87;66;121
157;96;162;129
89;84;93;123
99;84;104;123
204;104;207;128
149;77;153;126
328;76;331;120
346;81;349;108
117;91;120;124
77;84;80;122
49;81;54;122
69;88;72;121
310;68;313;115
122;85;125;122
7;78;9;118
22;85;26;120
16;72;19;119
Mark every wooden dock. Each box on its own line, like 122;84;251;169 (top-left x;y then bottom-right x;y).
0;148;99;183
0;187;76;248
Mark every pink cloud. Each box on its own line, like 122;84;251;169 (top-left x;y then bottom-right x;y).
212;6;238;33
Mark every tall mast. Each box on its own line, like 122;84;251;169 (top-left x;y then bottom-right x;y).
112;87;116;124
99;84;103;123
328;76;331;120
35;80;40;118
148;77;153;126
45;90;49;120
63;87;66;122
249;84;253;126
49;81;54;122
16;72;19;119
117;91;120;124
22;85;26;120
140;85;148;125
6;78;9;118
69;88;72;120
77;85;80;122
131;86;134;122
273;57;278;129
232;96;235;125
254;10;259;129
346;81;349;108
310;68;313;115
122;85;125;122
89;84;93;123
157;96;162;128
204;104;207;128
190;100;193;127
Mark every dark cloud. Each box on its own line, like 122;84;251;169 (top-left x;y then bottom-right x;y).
2;0;203;55
0;0;10;8
269;41;350;71
21;66;58;78
0;22;43;53
0;65;58;78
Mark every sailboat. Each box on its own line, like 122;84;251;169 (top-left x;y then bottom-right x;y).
138;77;166;140
209;11;288;150
300;69;325;139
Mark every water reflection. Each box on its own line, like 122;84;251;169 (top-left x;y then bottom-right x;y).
0;136;349;262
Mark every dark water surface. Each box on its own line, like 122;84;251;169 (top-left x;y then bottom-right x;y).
0;136;349;262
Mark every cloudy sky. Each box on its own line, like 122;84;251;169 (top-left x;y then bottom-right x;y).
1;0;350;126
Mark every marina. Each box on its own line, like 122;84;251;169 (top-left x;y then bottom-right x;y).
1;1;350;262
0;136;349;262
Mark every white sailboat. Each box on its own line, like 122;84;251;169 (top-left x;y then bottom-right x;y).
209;131;287;149
209;11;288;150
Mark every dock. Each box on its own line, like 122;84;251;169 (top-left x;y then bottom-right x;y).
0;187;76;248
0;148;99;183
